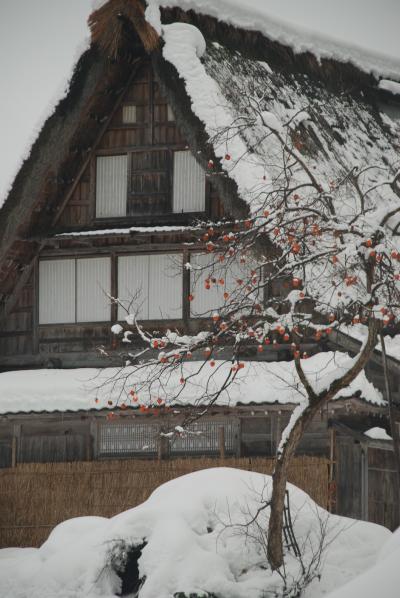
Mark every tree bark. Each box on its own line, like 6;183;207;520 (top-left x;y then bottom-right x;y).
267;318;380;570
380;333;400;523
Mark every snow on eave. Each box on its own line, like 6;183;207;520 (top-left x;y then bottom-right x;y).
0;353;384;415
146;0;400;81
54;225;199;238
379;79;400;96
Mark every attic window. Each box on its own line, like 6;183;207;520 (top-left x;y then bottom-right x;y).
122;105;137;124
173;151;205;213
96;155;128;218
95;150;206;218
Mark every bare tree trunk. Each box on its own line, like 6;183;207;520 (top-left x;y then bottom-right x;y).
267;404;319;569
380;333;400;523
267;319;380;570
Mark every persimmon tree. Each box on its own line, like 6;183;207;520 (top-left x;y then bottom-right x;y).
107;101;400;571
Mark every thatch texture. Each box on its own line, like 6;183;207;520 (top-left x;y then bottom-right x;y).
89;0;160;56
0;456;329;548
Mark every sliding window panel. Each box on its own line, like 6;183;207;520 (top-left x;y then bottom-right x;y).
76;258;111;323
117;255;149;321
190;253;226;317
148;254;183;320
190;253;263;318
173;150;205;213
39;259;76;324
96;155;128;218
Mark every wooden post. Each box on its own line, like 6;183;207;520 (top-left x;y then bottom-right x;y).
328;428;336;512
11;437;17;468
11;424;21;468
90;419;98;460
85;429;92;462
236;418;242;457
219;425;226;459
158;433;169;461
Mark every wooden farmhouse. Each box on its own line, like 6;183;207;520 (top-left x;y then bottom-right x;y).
0;0;400;538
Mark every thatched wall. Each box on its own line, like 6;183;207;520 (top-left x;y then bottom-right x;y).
0;456;329;549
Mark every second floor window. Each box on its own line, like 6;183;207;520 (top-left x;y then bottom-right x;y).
95;150;205;218
39;257;111;324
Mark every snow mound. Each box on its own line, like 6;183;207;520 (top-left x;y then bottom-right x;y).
0;467;392;598
325;527;400;598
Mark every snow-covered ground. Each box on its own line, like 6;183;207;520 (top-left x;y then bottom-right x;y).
0;467;397;598
0;352;383;414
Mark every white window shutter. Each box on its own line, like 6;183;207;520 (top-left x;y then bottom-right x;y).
39;259;76;324
173;150;205;213
76;257;111;323
190;253;261;318
96;155;128;218
167;105;175;121
117;255;150;321
148;254;182;320
190;253;227;317
122;105;137;124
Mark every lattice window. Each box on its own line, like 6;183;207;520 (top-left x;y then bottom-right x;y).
98;422;159;456
170;420;239;454
97;419;239;457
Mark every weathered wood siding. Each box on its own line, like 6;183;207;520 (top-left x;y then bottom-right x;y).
335;435;399;531
0;59;230;367
56;61;220;230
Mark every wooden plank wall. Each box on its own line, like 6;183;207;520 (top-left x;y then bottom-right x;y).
0;273;34;359
335;437;399;531
0;409;334;469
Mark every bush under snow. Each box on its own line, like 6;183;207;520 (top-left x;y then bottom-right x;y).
0;468;396;598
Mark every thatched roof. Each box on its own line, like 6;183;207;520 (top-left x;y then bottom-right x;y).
0;0;399;309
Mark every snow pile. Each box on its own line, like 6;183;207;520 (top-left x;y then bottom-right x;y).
325;527;400;598
146;0;400;80
0;467;394;598
364;426;392;441
0;351;384;414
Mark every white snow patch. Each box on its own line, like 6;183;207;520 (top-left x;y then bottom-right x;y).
364;426;392;441
55;225;196;237
110;324;123;335
324;526;400;598
161;17;267;211
379;79;400;95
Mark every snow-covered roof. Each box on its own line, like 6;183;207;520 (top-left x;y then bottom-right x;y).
0;352;383;414
146;0;400;80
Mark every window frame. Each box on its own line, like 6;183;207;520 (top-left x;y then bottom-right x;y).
94;147;207;222
38;256;112;326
